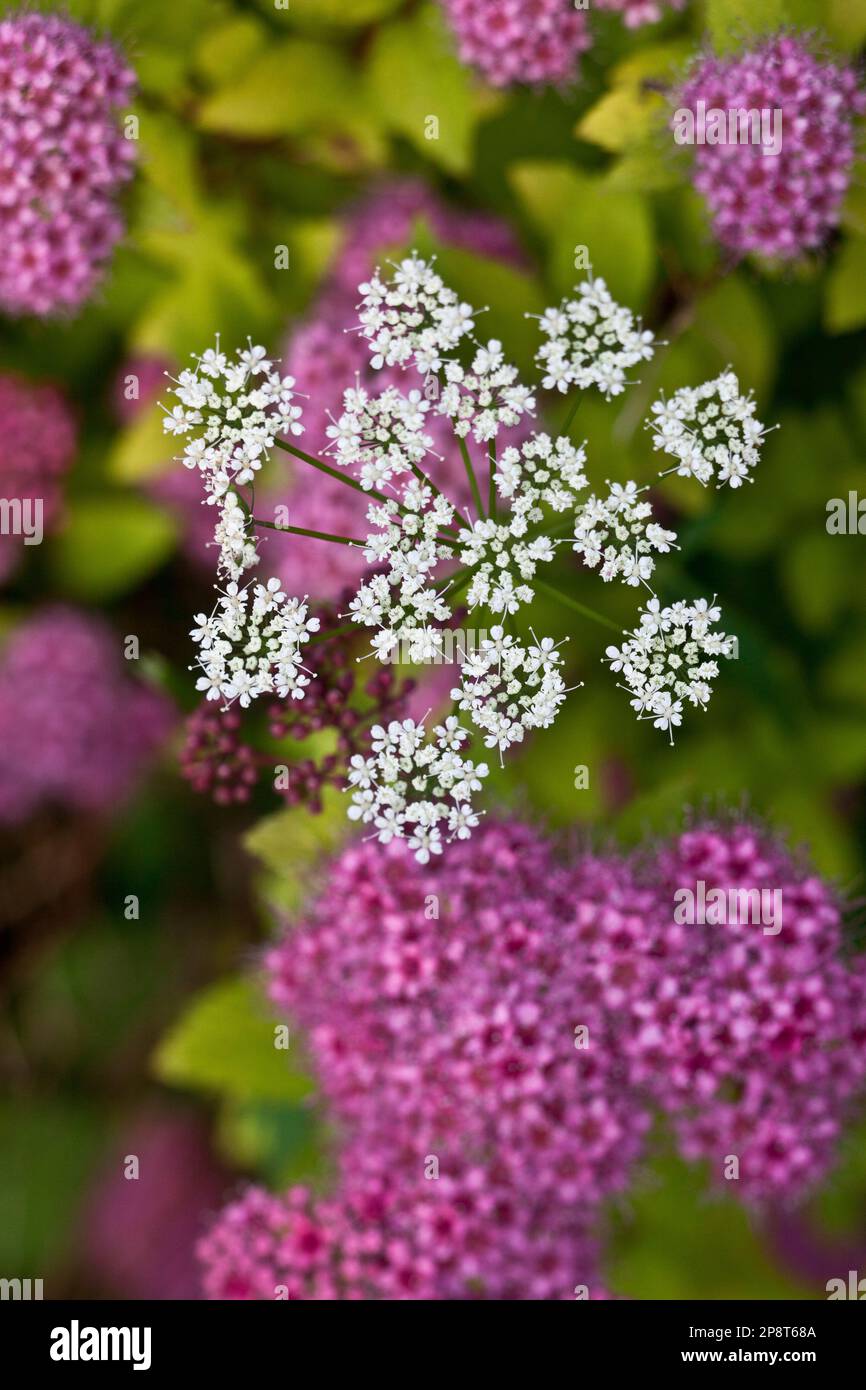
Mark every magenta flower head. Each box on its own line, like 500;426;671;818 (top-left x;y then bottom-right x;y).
0;607;174;824
439;0;591;88
676;35;865;261
0;372;76;581
641;822;866;1203
199;817;866;1297
0;11;136;316
200;822;655;1299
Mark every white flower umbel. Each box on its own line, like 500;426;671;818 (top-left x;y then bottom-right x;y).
451;627;572;759
163;337;304;581
647;370;770;489
165;340;323;708
603;597;735;743
325;383;435;492
346;716;488;863
533;277;657;401
572;481;678;588
191;578;319;708
436;339;535;443
357;254;476;371
171;260;766;860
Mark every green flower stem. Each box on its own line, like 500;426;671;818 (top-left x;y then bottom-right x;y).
488;442;497;519
253;517;363;547
458;435;485;520
534;577;622;634
273;437;394;510
307;621;358;647
561;393;583;435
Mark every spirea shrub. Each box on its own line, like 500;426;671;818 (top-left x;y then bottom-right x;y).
0;608;173;824
164;256;773;860
0;372;77;580
677;35;865;261
438;0;684;88
0;11;136;316
198;818;866;1299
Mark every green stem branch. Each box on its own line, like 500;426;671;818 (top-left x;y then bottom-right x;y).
534;576;622;634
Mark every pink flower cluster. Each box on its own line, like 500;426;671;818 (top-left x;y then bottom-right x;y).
0;372;76;581
199;818;866;1299
645;827;866;1201
0;12;136;317
678;36;865;261
439;0;591;89
0;607;174;824
438;0;684;87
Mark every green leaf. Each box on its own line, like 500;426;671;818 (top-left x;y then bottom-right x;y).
216;1100;325;1188
154;976;314;1103
509;162;655;308
267;0;406;27
364;3;477;175
704;0;785;53
194;17;268;85
108;401;172;484
826;0;866;48
140;109;203;219
780;530;853;633
0;1100;104;1271
198;41;355;139
606;1149;811;1300
50;496;177;602
825;237;866;334
244;787;348;911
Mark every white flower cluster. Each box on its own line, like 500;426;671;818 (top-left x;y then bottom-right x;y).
357;255;476;372
347;716;488;864
169;260;769;859
647;370;768;488
603;597;735;743
357;254;534;445
191;579;319;707
438;339;535;443
163;341;319;709
353;481;456;655
572;481;678;587
326;384;434;492
452;627;571;756
163;339;303;581
495;432;588;515
534;277;657;400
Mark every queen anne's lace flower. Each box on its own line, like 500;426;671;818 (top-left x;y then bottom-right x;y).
169;256;769;857
572;481;678;587
534;277;657;400
357;255;476;371
604;597;735;741
452;628;571;755
191;579;319;708
346;716;488;862
648;371;770;488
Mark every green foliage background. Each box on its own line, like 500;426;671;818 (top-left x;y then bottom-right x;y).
1;0;866;1299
